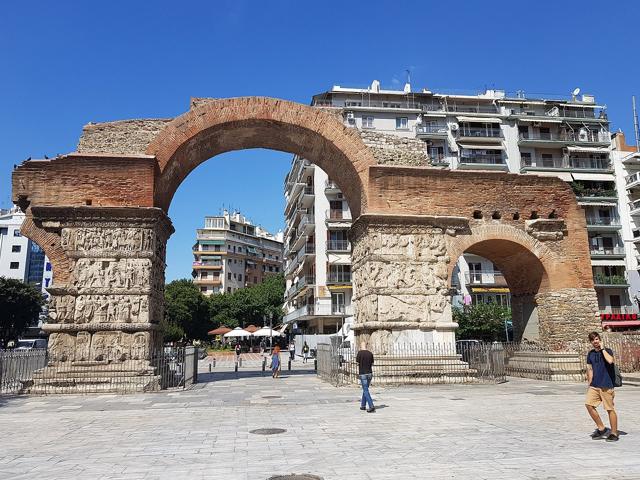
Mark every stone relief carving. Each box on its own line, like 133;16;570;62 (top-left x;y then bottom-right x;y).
74;258;152;290
525;219;567;242
73;294;149;324
49;295;76;323
48;333;76;362
62;227;154;253
75;331;91;361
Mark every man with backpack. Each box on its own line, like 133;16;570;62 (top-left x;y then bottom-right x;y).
585;331;620;442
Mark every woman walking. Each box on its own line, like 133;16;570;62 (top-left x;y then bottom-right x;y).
271;344;281;378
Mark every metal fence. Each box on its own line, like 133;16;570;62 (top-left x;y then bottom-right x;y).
0;346;199;395
317;338;640;386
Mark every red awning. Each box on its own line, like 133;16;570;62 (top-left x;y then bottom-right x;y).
208;326;232;335
602;321;640;328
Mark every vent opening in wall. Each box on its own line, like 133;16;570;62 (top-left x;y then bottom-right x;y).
513;212;520;220
85;199;92;206
548;210;558;219
530;211;539;220
491;211;501;220
473;210;483;219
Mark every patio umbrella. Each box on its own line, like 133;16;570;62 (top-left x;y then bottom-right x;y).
244;325;259;334
224;327;253;338
252;327;282;337
208;326;232;336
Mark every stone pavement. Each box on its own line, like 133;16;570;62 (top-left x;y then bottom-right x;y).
1;362;639;480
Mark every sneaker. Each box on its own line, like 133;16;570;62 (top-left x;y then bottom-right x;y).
590;428;609;439
367;408;376;413
360;406;366;411
605;433;619;442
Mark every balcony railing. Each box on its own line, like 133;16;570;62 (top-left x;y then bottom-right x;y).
521;157;611;171
590;247;625;256
325;180;340;191
518;131;609;143
331;304;354;316
457;127;502;138
327;240;350;251
464;271;507;285
593;274;628;286
460;155;505;165
630;199;640;212
586;217;621;227
327;209;343;220
416;125;448;134
626;172;640;186
447;105;498;114
327;272;352;284
303;186;314;195
600;306;637;315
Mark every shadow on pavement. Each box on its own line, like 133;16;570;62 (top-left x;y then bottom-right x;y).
197;368;317;383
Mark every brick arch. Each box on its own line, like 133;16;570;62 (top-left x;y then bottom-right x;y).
446;224;578;296
20;210;71;284
146;97;376;216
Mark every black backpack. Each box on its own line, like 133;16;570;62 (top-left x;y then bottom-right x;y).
613;363;623;388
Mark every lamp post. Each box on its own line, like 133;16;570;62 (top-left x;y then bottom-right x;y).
269;312;273;350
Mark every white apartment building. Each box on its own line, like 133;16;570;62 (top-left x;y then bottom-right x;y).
0;207;52;295
282;158;354;337
192;211;284;295
283;80;636;328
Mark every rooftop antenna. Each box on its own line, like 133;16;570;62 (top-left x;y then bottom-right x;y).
633;95;640;153
572;87;580;101
405;69;411;85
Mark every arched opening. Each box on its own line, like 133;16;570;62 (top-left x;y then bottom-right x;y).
450;238;550;342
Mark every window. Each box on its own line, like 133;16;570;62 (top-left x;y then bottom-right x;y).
238;274;242;282
10;262;19;269
275;267;279;273
518;125;529;139
201;271;208;279
13;229;21;237
201;287;207;293
45;262;52;271
254;276;258;283
521;152;532;166
362;116;374;129
11;245;21;253
396;117;408;130
214;245;221;251
227;273;232;280
227;287;231;293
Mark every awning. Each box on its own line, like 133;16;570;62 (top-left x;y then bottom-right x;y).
517;117;563;124
602;321;640;328
471;287;510;293
246;246;257;253
591;259;626;266
571;173;615;182
456;116;502;124
199;240;225;245
580;201;619;207
526;171;573;182
328;285;353;291
566;146;609;153
458;143;505;150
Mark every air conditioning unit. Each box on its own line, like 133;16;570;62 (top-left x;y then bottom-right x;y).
450;123;459;131
337;193;343;199
533;122;542;127
346;111;355;120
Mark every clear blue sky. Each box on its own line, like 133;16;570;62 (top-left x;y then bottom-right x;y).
1;0;639;281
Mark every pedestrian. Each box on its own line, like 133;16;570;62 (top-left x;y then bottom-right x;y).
289;340;295;362
235;342;241;360
356;341;375;413
260;339;266;354
585;331;619;442
302;342;310;363
271;344;281;378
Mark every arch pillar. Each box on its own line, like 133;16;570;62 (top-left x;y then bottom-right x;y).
26;206;173;393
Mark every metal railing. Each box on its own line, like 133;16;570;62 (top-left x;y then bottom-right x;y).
586;217;621;227
593;274;628;285
416;125;448;134
327;272;352;284
327;240;350;251
521;157;611;170
460;155;505;165
629;199;640;212
519;131;609;143
464;271;506;285
590;246;625;256
600;307;638;314
626;172;640;185
0;347;199;395
457;127;502;138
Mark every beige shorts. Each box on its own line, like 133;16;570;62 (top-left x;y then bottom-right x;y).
585;387;616;411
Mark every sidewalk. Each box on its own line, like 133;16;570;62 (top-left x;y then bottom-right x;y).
1;373;639;479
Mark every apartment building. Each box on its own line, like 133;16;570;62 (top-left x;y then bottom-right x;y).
282;157;354;335
192;211;284;295
287;80;635;322
0;207;52;295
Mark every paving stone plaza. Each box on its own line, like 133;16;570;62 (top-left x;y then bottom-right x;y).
1;362;639;480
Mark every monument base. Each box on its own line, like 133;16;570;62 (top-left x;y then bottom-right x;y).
505;351;585;382
26;360;162;394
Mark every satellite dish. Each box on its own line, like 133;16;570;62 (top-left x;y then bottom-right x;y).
572;87;581;97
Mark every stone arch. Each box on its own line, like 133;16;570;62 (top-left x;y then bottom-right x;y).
146;97;375;216
21;210;70;284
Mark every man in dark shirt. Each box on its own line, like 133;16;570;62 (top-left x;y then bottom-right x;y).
585;331;618;442
355;341;375;413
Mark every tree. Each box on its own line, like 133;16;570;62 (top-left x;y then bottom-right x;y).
453;303;511;342
209;273;285;328
164;279;212;342
0;277;44;347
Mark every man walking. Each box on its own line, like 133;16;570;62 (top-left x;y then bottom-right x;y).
585;331;618;442
356;341;375;413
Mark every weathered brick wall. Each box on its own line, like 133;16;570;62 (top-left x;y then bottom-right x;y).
77;119;172;155
358;131;429;166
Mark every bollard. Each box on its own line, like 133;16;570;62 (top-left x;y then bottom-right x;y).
213;358;216;368
239;357;243;368
314;359;317;371
288;359;292;371
235;361;238;372
262;358;266;371
209;363;212;373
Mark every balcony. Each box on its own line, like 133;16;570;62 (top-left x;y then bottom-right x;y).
325;180;341;194
626;172;640;189
457;127;503;139
327;272;352;284
585;217;621;230
459;155;507;170
429;154;452;167
284;243;315;276
283;303;354;323
629;199;640;216
520;157;612;172
327;240;350;252
193;278;222;286
590;246;626;258
325;209;352;225
593;274;629;288
446;105;498;114
331;304;354;316
600;306;637;315
416;125;448;137
518;131;609;146
464;271;507;286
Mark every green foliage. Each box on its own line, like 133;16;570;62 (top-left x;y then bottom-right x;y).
164;279;212;342
453;303;511;342
0;277;44;346
209;273;285;328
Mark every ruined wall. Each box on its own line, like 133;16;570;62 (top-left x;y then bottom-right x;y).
77;119;173;155
358;130;430;166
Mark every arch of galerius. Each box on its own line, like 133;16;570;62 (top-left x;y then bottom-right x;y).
11;97;599;392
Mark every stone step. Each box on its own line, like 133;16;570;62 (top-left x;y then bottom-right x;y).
27;375;162;394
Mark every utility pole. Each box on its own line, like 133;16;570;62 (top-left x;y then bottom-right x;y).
633;95;640;153
269;312;273;350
